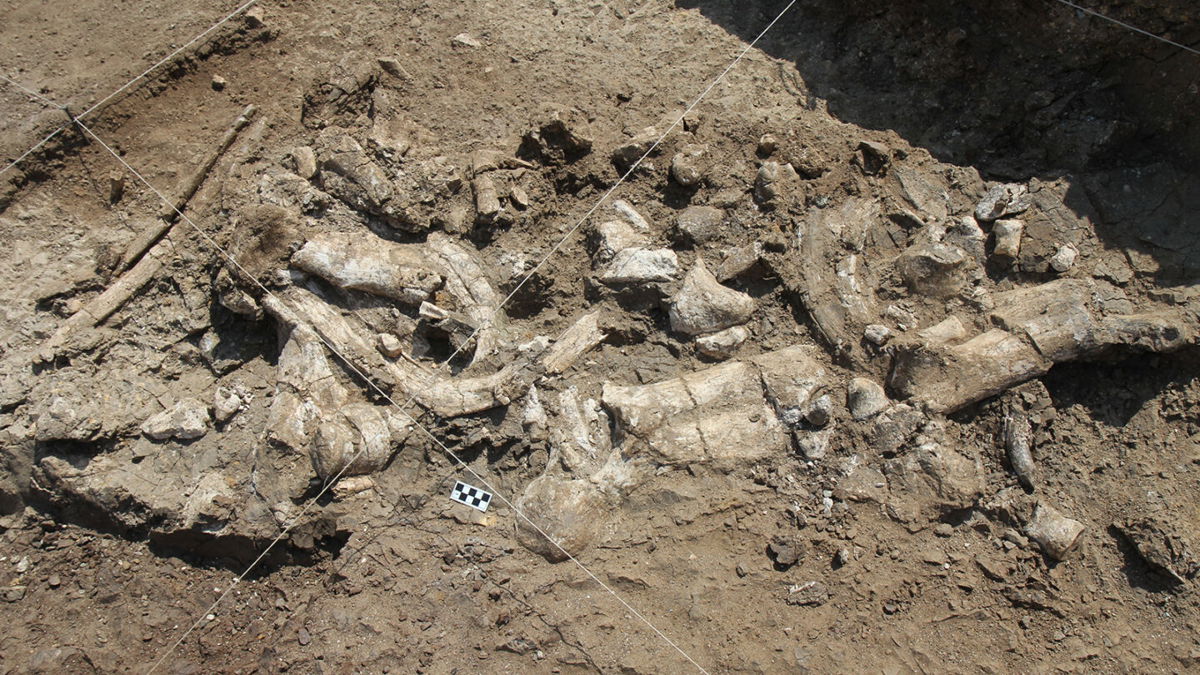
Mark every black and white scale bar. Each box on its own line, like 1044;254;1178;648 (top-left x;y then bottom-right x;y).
450;480;493;512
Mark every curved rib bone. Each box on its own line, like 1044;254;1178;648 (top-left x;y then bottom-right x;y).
264;287;605;419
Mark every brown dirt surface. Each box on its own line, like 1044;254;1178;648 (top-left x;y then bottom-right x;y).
2;1;1200;673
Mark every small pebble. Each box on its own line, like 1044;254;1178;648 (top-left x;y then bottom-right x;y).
804;394;833;427
1049;243;1078;273
452;33;482;48
758;133;779;156
245;5;266;27
377;333;404;359
993;219;1024;258
848;377;889;420
211;74;227;91
510;185;530;209
48;574;61;588
864;324;891;346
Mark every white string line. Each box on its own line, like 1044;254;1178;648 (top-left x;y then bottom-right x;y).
75;0;262;120
0;127;68;180
74;119;706;675
1050;0;1200;57
0;77;67;179
0;72;62;108
461;0;800;363
78;1;796;670
0;0;261;180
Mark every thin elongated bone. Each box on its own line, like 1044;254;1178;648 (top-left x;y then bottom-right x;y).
115;106;256;274
157;105;257;222
38;238;175;361
1003;403;1036;491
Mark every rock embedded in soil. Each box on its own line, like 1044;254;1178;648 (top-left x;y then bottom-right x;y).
975;183;1031;222
611;126;658;170
870;403;925;455
993;219;1024;258
141;398;210;441
804;394;834;427
669;259;755;336
785;580;830;606
1049;243;1078;272
212;386;242;424
696;325;750;360
754;161;798;205
498;638;539;655
589;220;646;266
600;247;678;285
896;239;972;298
452;32;482;48
864;324;891;346
946;216;987;263
216;270;261;319
612;199;651;231
32;396;102;443
1024;502;1085;561
24;646;95;674
757;133;778;156
519;117;593;165
796;429;832;460
975;555;1014;582
848;378;889;420
670;144;706;187
855;140;891;176
769;536;805;568
886;437;984;514
244;4;265;27
1115;516;1198;583
715;242;763;281
291;146;317;179
377;333;404;358
675;205;726;245
376;56;410;80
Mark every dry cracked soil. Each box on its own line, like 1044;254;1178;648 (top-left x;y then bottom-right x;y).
1;0;1200;673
